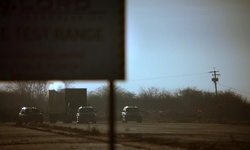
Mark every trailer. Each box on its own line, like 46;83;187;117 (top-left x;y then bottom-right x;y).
49;88;87;123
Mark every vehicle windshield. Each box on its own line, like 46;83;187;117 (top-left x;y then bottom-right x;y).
126;108;140;113
79;108;94;113
26;109;40;113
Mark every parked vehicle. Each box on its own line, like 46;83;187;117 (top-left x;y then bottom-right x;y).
16;107;43;125
121;106;142;123
48;88;87;123
76;106;96;124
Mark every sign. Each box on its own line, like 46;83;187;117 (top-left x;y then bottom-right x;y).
0;0;125;80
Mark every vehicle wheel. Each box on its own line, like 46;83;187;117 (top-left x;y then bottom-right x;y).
137;120;142;123
49;118;56;123
63;117;72;123
50;120;56;123
77;120;83;124
16;119;22;125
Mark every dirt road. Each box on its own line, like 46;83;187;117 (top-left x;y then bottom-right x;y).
0;123;145;150
1;122;250;149
56;121;250;149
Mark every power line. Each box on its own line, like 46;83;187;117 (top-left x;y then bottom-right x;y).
127;72;209;82
218;83;250;95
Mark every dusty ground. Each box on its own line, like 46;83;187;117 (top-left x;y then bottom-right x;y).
52;121;250;149
0;123;145;150
1;122;250;149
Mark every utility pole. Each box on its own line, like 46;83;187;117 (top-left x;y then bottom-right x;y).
209;68;220;96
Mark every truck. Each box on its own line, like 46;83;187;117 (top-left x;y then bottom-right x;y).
48;88;87;123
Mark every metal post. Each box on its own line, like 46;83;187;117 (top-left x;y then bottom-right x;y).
109;80;116;150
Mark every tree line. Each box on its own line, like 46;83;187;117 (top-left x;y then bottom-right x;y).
1;81;250;124
89;86;250;124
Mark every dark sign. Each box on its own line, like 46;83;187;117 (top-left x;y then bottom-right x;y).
0;0;125;80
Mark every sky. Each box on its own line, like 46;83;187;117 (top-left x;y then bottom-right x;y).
50;0;250;100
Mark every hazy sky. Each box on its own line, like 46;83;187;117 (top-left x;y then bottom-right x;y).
50;0;250;100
